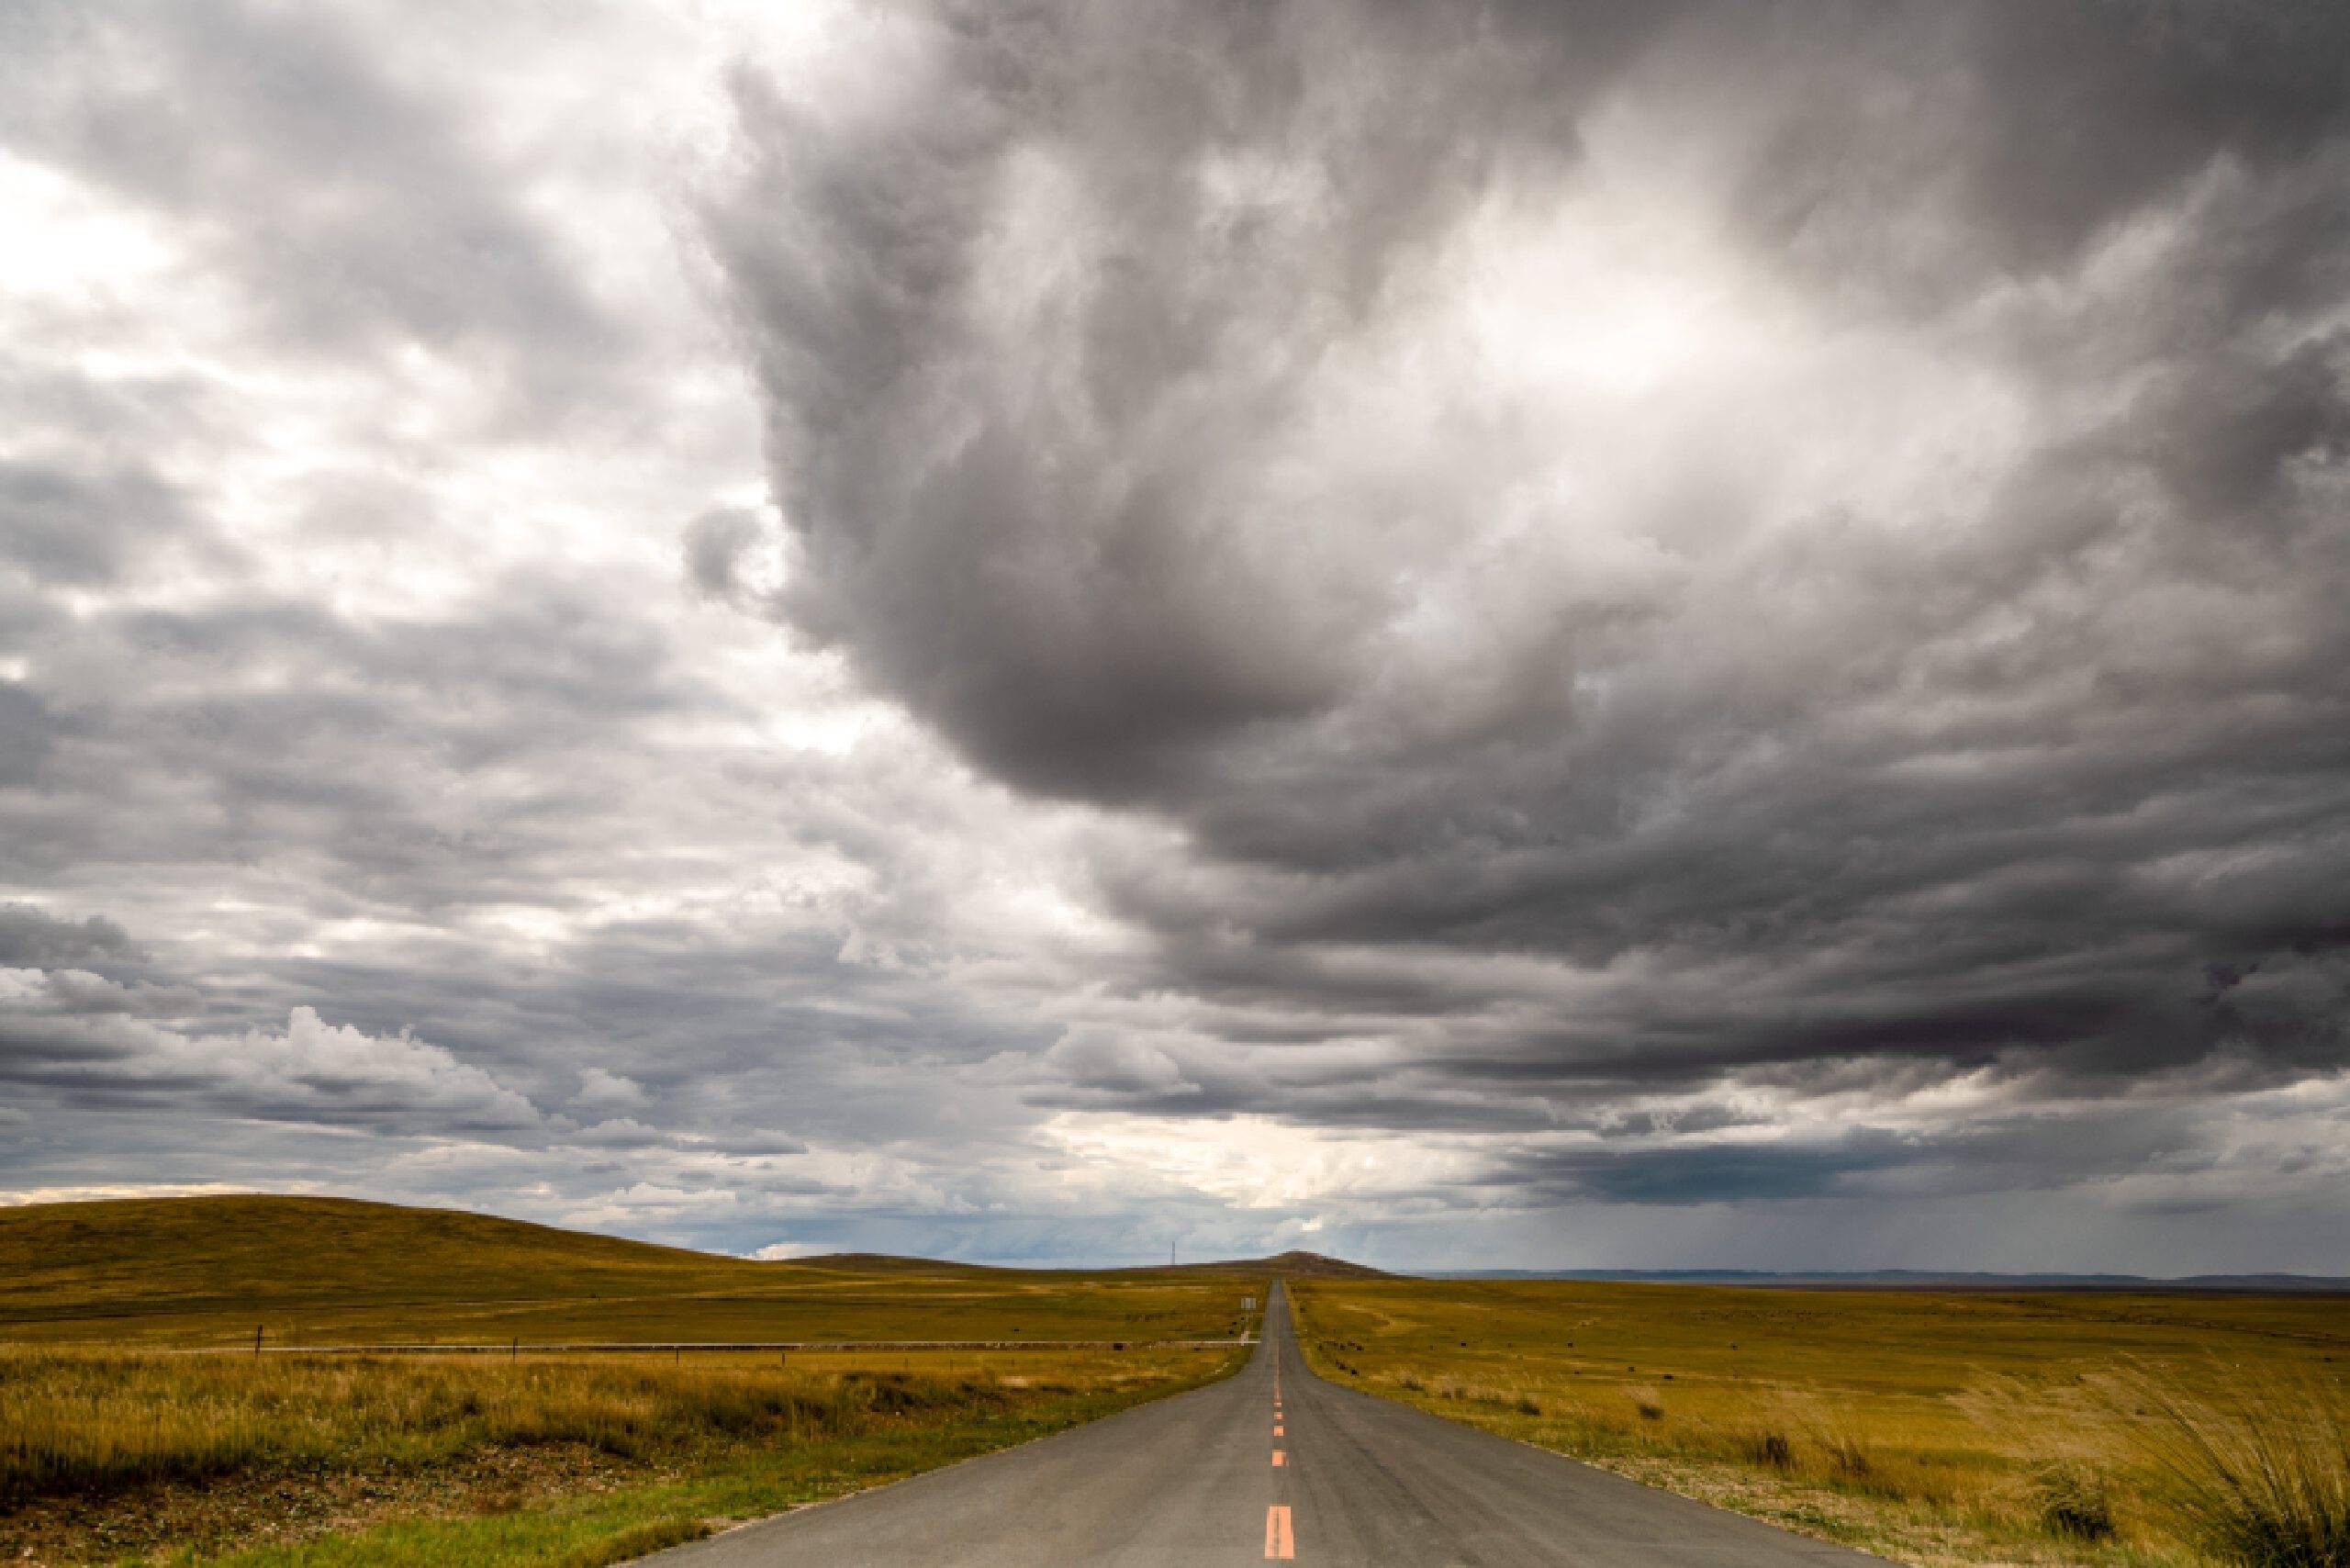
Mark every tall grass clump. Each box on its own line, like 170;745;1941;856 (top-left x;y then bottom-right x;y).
1801;1409;1874;1482
2026;1461;2113;1541
1960;1374;2118;1540
2113;1366;2350;1567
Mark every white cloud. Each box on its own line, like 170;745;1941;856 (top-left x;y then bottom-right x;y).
0;986;542;1133
576;1066;648;1108
1040;1112;1484;1213
1044;1028;1196;1095
208;1007;543;1129
0;1182;258;1205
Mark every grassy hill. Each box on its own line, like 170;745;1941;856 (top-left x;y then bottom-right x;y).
788;1251;1008;1275
0;1197;1267;1565
1194;1249;1388;1278
2;1195;722;1317
0;1195;1259;1348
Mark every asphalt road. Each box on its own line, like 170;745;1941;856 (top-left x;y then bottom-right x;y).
651;1281;1880;1566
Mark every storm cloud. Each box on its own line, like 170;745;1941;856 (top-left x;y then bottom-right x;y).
710;0;2350;1117
2;0;2345;1271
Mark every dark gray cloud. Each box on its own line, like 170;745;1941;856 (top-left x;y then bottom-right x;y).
0;459;195;586
0;689;60;791
0;905;134;969
683;508;767;602
710;0;2350;1137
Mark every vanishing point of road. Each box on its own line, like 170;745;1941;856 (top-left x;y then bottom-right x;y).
652;1281;1879;1567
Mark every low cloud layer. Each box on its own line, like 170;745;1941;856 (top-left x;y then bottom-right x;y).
1;0;2344;1271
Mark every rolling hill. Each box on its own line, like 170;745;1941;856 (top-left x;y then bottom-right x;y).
1171;1249;1390;1279
0;1195;1262;1346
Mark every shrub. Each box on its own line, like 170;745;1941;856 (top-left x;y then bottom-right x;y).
1741;1428;1796;1470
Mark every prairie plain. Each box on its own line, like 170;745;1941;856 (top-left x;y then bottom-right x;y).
1291;1275;2350;1568
0;1197;1256;1567
0;1195;1252;1348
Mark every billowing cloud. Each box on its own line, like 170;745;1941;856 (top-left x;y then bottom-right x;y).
709;0;2350;1131
0;976;543;1132
0;0;2344;1271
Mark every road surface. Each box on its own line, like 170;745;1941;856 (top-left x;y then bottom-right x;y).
651;1281;1880;1566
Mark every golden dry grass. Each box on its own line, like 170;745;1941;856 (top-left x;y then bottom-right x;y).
0;1195;1254;1348
2;1347;1053;1502
2112;1366;2350;1565
0;1196;1262;1565
0;1343;1240;1564
1292;1276;2350;1567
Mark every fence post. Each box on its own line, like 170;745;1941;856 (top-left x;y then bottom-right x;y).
254;1324;263;1356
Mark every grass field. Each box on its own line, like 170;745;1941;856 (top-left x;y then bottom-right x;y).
1291;1276;2350;1568
0;1342;1240;1566
0;1196;1253;1348
0;1197;1259;1566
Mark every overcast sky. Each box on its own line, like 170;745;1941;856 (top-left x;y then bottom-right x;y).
3;0;2346;1272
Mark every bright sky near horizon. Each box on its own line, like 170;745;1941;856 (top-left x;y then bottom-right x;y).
3;0;2347;1271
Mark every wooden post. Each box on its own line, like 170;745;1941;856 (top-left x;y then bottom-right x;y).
254;1324;264;1357
510;1337;518;1361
